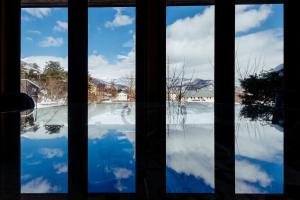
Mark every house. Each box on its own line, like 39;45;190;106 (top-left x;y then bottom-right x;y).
115;91;128;101
183;86;214;102
20;79;41;103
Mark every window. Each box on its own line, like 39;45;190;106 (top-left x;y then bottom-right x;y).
88;7;136;193
166;6;215;193
1;0;298;200
235;4;284;194
20;7;68;193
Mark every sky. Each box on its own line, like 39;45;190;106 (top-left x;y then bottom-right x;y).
21;5;283;83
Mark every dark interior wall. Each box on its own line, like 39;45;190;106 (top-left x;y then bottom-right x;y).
0;0;21;199
284;0;300;198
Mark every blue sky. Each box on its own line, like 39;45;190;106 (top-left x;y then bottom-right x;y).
21;8;68;57
21;5;283;81
88;8;135;62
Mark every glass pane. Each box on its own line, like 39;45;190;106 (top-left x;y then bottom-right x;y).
21;8;68;193
235;4;284;194
166;6;215;193
88;7;136;193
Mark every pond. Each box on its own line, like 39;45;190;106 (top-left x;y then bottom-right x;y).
20;103;283;194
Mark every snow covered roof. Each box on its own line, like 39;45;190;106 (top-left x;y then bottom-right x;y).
270;64;284;77
21;79;41;89
270;64;283;73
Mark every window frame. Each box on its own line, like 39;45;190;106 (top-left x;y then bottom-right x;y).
1;0;299;200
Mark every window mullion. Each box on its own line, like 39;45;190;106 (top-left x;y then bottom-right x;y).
136;0;166;199
215;0;235;199
68;0;88;198
284;0;300;199
0;0;21;199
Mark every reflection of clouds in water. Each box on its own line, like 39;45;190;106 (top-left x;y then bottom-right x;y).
113;168;133;192
167;103;214;125
21;177;59;193
236;160;272;193
235;119;283;163
53;163;68;174
89;127;136;171
39;148;64;159
25;153;33;159
27;161;41;166
115;181;127;192
235;106;283;193
236;179;261;194
167;125;214;188
21;174;32;181
113;168;133;179
88;125;135;142
89;125;136;161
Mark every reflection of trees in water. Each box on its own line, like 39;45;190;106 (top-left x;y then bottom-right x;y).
21;107;64;134
44;124;64;134
166;59;192;135
21;108;38;132
121;104;133;125
167;102;187;135
235;114;266;155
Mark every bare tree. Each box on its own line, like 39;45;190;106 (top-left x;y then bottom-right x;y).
166;58;194;133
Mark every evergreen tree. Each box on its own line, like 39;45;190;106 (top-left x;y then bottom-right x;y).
239;69;284;126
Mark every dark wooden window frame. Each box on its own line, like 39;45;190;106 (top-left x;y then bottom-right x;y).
1;0;300;200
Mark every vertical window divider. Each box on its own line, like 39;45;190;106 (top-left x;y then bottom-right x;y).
136;0;166;199
284;0;300;199
214;0;235;199
68;0;88;199
0;0;21;199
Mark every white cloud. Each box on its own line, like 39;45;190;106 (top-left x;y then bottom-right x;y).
236;160;272;193
53;163;68;174
88;35;135;81
21;177;59;193
123;39;134;48
26;37;33;41
21;15;31;21
235;29;283;83
166;5;282;81
39;37;64;47
22;56;68;71
236;5;272;33
39;148;64;158
22;8;52;19
105;8;134;28
166;6;215;80
54;21;68;32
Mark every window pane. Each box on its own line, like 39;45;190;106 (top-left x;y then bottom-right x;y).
166;6;215;193
88;7;136;193
21;8;68;193
235;4;284;194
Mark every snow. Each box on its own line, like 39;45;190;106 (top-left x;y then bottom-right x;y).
270;64;283;73
37;99;66;109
